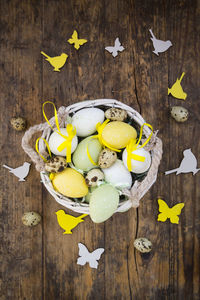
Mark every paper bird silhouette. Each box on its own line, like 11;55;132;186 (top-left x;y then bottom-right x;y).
55;210;88;234
149;29;172;56
3;162;31;181
168;72;187;100
68;30;87;50
40;51;68;71
165;149;200;175
105;38;125;57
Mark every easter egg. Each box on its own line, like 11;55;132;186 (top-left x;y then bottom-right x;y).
49;128;78;156
102;121;137;149
51;168;88;198
122;148;151;174
102;159;132;189
72;108;104;137
85;186;97;203
73;136;102;171
89;184;119;223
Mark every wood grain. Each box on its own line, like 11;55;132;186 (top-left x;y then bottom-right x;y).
0;0;199;299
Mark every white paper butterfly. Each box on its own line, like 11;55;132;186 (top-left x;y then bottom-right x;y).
105;38;125;57
77;243;104;269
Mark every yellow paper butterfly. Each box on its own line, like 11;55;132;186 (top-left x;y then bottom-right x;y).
68;30;87;50
157;199;184;224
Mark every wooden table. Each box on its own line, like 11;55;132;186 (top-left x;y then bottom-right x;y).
1;0;199;299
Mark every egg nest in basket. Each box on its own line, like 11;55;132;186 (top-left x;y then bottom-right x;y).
22;100;162;223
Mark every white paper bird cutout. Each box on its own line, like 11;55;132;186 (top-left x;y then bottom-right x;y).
149;29;172;56
77;243;104;269
105;38;125;57
165;149;200;176
3;162;31;181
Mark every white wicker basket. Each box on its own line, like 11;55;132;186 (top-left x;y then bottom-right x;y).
22;99;163;214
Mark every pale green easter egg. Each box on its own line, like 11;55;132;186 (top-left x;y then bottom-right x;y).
72;136;102;171
102;121;137;149
89;184;119;223
85;186;97;203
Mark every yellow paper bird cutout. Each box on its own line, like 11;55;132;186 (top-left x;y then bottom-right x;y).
41;51;68;72
157;199;185;224
168;72;187;100
68;30;87;50
55;210;88;234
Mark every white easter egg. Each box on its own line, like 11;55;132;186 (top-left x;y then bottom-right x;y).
122;148;151;174
89;184;119;223
102;159;132;190
71;108;104;137
49;128;78;156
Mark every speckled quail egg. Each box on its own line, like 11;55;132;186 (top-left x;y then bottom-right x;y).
45;156;67;173
22;212;41;227
10;117;27;131
170;106;189;122
105;108;127;121
98;148;117;168
85;169;105;187
134;237;152;253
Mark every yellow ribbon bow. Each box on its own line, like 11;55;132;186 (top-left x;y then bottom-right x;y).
56;123;76;162
87;119;121;166
126;123;153;172
35;137;52;162
35;101;76;163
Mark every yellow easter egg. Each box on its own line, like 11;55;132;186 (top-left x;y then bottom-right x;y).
52;168;88;198
102;121;137;149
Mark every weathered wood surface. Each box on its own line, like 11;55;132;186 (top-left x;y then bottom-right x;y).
0;0;199;299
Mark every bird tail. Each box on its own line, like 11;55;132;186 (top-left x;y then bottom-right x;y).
168;88;171;95
3;164;13;171
41;51;50;59
78;214;88;220
179;72;185;82
165;168;179;175
149;29;156;39
18;178;25;182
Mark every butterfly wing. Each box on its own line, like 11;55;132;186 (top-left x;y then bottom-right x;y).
105;46;114;54
157;199;170;222
114;38;121;48
70;30;87;49
68;30;78;45
88;248;105;269
118;45;125;52
77;256;87;266
78;39;87;46
91;248;105;260
77;243;89;266
72;30;78;40
114;38;125;52
169;203;185;224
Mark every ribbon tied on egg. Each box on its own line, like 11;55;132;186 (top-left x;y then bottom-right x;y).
87;119;153;168
126;123;153;171
35;101;76;163
87;119;121;166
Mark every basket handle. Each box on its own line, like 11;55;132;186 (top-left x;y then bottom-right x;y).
21;106;67;171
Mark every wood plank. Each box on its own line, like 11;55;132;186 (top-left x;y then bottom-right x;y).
0;0;199;299
0;1;43;299
130;1;200;299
